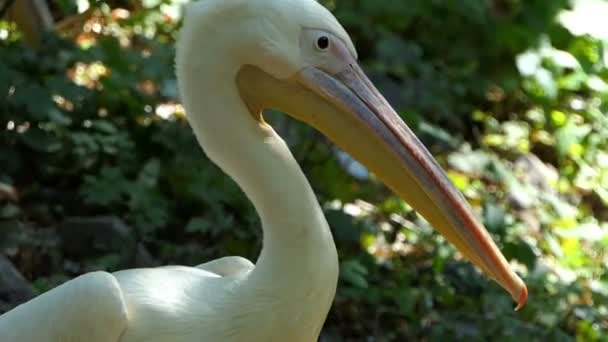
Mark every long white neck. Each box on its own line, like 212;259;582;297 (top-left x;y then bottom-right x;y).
177;40;339;301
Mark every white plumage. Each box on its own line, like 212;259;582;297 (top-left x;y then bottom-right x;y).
0;0;526;340
0;272;128;341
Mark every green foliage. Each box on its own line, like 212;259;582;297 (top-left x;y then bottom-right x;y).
1;0;607;340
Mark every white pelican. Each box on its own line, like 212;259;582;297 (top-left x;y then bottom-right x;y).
0;0;527;340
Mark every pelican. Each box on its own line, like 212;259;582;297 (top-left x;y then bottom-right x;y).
0;0;527;340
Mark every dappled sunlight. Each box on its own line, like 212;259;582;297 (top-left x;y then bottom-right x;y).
154;103;185;120
559;0;608;41
68;62;109;88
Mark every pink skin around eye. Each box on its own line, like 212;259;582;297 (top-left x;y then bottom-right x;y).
330;37;357;69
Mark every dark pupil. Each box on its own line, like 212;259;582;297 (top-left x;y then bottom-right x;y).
317;36;329;50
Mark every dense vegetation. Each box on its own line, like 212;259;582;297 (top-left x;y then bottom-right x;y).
1;0;607;340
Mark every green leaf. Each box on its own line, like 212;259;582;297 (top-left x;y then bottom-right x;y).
185;216;213;234
340;260;369;289
326;209;363;243
20;128;62;153
137;159;161;188
80;167;129;206
502;240;537;270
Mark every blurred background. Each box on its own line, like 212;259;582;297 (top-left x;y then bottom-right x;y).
0;0;607;340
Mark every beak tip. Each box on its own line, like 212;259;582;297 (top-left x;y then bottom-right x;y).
514;282;528;311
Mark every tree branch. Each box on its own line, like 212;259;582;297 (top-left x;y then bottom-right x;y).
7;0;54;47
0;0;18;19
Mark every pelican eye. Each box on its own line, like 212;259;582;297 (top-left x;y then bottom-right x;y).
316;36;330;51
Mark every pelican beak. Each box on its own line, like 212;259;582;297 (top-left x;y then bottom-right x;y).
236;63;527;309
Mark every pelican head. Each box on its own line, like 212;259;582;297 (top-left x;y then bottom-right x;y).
178;0;527;309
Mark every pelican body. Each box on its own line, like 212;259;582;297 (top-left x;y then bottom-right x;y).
0;0;527;341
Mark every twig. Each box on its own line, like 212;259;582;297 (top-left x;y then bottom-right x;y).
0;0;17;19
